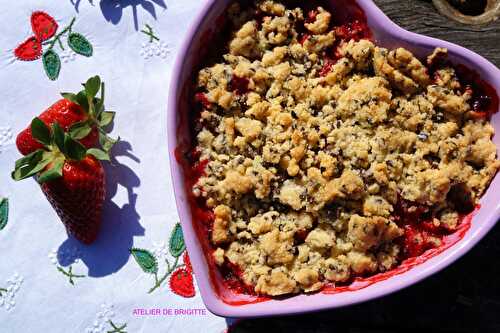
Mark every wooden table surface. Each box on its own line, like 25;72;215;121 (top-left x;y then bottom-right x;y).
374;0;500;67
231;2;500;332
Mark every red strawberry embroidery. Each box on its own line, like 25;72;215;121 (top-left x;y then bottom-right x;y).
31;11;58;41
169;268;195;298
183;251;192;273
14;12;93;80
14;37;42;61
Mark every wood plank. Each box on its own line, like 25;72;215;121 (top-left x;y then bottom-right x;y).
373;0;500;67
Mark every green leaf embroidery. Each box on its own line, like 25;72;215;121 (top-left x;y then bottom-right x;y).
68;32;93;57
42;49;61;80
31;118;51;145
56;265;85;285
0;198;9;231
107;320;127;333
141;24;160;43
129;224;188;294
19;17;95;81
130;248;158;274
169;223;186;258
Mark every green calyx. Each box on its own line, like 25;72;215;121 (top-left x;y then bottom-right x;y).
12;118;110;184
61;75;119;154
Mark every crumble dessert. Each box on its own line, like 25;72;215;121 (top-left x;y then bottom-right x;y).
190;0;500;296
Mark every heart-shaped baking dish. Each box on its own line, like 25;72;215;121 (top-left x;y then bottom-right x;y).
167;0;500;317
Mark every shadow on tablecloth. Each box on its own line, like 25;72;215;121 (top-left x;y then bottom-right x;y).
228;222;500;333
70;0;167;31
57;139;145;277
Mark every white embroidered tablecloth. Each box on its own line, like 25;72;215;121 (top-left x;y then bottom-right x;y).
0;1;230;332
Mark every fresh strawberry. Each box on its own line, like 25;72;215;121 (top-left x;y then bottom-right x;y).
12;118;111;244
16;76;117;156
169;268;195;298
16;99;97;155
42;155;105;244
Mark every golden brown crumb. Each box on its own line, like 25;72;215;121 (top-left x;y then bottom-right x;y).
192;0;499;297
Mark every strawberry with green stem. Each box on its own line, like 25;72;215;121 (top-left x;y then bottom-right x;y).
61;76;119;153
12;115;112;244
16;76;118;156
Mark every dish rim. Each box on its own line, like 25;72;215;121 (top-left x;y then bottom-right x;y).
167;0;500;318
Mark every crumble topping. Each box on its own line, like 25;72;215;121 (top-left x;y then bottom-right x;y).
191;1;500;296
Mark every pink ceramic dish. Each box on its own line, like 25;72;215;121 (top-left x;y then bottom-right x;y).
168;0;500;318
